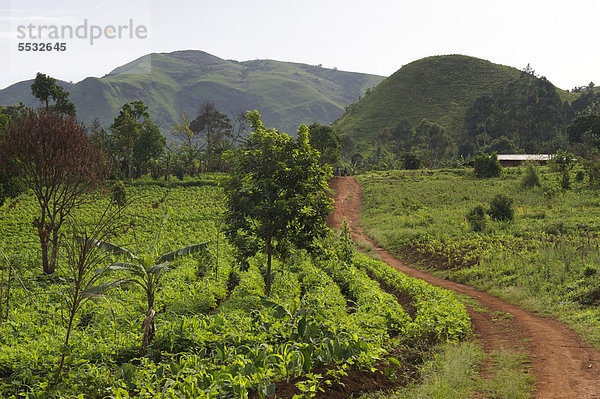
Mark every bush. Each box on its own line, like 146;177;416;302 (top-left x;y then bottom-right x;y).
473;152;501;178
561;170;571;190
488;194;514;221
111;180;127;207
402;152;421;170
466;205;487;232
583;157;600;188
520;164;541;189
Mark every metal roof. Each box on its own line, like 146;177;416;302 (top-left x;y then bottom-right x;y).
497;154;553;161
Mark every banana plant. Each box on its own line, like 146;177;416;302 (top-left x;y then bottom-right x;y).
96;213;209;350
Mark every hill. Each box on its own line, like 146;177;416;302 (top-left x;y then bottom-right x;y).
333;55;572;154
0;50;384;135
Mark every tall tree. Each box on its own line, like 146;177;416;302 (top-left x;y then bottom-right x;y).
308;122;342;165
224;111;332;294
110;101;164;179
0;109;108;274
190;102;232;171
170;113;202;175
30;72;76;116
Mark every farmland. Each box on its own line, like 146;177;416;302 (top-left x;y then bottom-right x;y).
0;176;469;398
357;166;600;350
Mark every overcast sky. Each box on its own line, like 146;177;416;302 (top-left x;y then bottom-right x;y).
0;0;598;90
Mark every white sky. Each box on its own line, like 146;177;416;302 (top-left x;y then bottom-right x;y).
0;0;599;90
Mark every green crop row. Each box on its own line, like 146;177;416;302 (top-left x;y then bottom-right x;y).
354;253;471;343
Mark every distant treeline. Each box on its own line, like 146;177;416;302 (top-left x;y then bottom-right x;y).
340;68;600;171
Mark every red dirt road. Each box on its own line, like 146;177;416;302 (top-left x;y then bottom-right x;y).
327;176;600;399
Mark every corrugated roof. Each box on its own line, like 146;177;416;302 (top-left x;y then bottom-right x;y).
497;154;553;161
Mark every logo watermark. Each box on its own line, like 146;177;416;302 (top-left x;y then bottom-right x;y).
4;3;153;88
16;19;148;46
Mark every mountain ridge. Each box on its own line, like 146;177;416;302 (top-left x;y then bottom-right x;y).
0;50;384;135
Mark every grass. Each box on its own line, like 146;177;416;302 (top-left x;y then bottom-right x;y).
362;341;483;399
482;350;533;399
356;166;600;350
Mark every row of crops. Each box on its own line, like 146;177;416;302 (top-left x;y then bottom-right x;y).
0;177;470;398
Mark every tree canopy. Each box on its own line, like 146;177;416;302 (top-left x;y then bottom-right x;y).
308;122;342;166
0;108;108;274
224;111;332;294
30;72;76;116
110;101;165;179
190;101;232;171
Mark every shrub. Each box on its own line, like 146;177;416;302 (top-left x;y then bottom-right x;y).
561;170;571;190
466;205;487;232
402;152;421;170
583;157;600;188
111;180;127;207
488;194;514;221
520;164;541;189
473;152;501;178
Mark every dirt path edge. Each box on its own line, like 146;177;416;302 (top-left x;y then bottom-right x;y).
327;176;600;399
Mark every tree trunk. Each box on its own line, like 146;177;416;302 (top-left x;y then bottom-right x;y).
265;239;272;295
40;234;52;274
49;226;60;275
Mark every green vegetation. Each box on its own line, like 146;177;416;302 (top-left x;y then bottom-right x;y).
334;55;523;154
224;112;332;294
110;100;166;179
473;152;501;178
30;72;76;116
334;55;595;166
0;50;384;135
358;167;600;347
0;172;470;397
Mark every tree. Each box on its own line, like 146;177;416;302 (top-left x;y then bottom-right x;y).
0;105;27;206
414;119;453;165
30;72;76;116
401;152;421;170
566;114;600;150
170;113;202;175
190;102;232;171
224;111;333;294
473;152;502;178
133;120;166;174
110;101;164;179
0;108;108;274
308;123;342;165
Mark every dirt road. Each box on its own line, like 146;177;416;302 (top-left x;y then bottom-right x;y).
327;176;600;399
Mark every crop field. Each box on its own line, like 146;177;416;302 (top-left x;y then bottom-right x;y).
0;175;469;398
358;166;600;347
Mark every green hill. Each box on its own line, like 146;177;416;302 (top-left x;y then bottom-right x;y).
0;50;384;135
333;55;573;153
